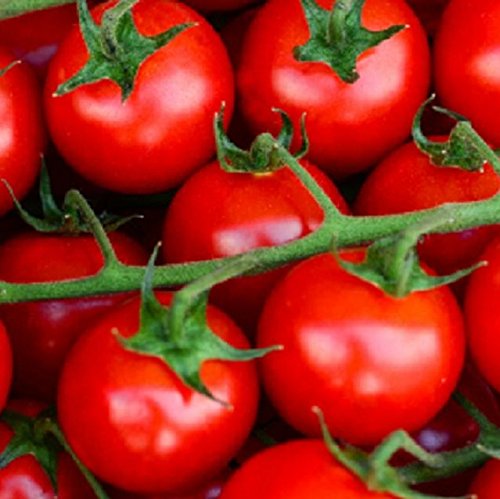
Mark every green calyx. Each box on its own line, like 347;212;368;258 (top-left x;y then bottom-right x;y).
54;0;195;101
334;209;483;298
4;160;138;235
412;96;493;172
215;105;309;174
120;247;281;404
293;0;406;83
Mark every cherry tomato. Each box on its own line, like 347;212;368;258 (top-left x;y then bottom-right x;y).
354;138;500;276
0;231;147;402
0;400;96;498
0;48;45;217
0;321;12;413
236;0;430;178
257;250;465;445
434;0;500;146
469;459;500;499
183;0;258;12
465;236;500;393
44;0;234;194
57;291;260;494
162;159;348;333
220;439;394;498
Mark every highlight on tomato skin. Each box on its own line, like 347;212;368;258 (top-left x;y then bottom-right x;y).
257;250;466;446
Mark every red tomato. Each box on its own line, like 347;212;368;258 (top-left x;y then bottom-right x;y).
469;459;500;498
354;138;500;276
162;159;348;333
465;236;500;393
183;0;258;12
0;231;147;402
44;0;234;194
434;0;500;146
0;321;12;413
0;400;96;498
257;250;465;445
236;0;430;178
0;48;45;217
406;0;449;37
220;439;394;498
57;291;260;494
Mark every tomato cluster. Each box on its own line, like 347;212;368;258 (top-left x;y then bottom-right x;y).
1;0;500;497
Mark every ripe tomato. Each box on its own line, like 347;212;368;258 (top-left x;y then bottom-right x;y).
0;231;147;402
434;0;500;147
184;0;258;12
354;138;500;276
465;236;500;393
469;459;500;499
162;159;348;333
57;291;260;494
236;0;430;178
0;321;12;413
257;250;465;445
220;439;394;498
406;0;449;37
44;0;234;194
0;400;96;498
0;47;45;217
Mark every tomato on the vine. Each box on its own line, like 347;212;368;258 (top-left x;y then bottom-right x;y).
220;439;393;498
0;231;147;402
0;321;11;413
57;291;260;494
162;159;348;333
257;250;465;445
44;0;234;194
469;459;500;499
236;0;430;177
0;47;45;217
354;138;500;276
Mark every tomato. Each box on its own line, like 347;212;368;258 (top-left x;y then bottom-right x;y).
465;236;500;393
0;47;45;217
183;0;258;12
0;400;96;498
354;138;500;277
434;0;500;147
162;159;348;333
236;0;430;178
0;231;147;402
406;0;449;37
57;291;260;494
220;439;393;498
469;459;500;498
44;0;234;194
257;250;465;445
0;321;12;413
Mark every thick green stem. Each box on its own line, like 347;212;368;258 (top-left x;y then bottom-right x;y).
0;0;72;19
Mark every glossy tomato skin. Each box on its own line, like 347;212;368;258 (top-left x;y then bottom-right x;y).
44;0;234;194
0;321;12;413
57;291;260;494
0;231;147;402
162;159;348;333
220;439;393;499
354;139;500;276
465;237;500;393
236;0;430;178
0;400;96;499
0;48;45;217
469;459;500;498
257;251;465;446
434;0;500;147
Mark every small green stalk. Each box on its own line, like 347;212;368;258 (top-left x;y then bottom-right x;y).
294;0;405;83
